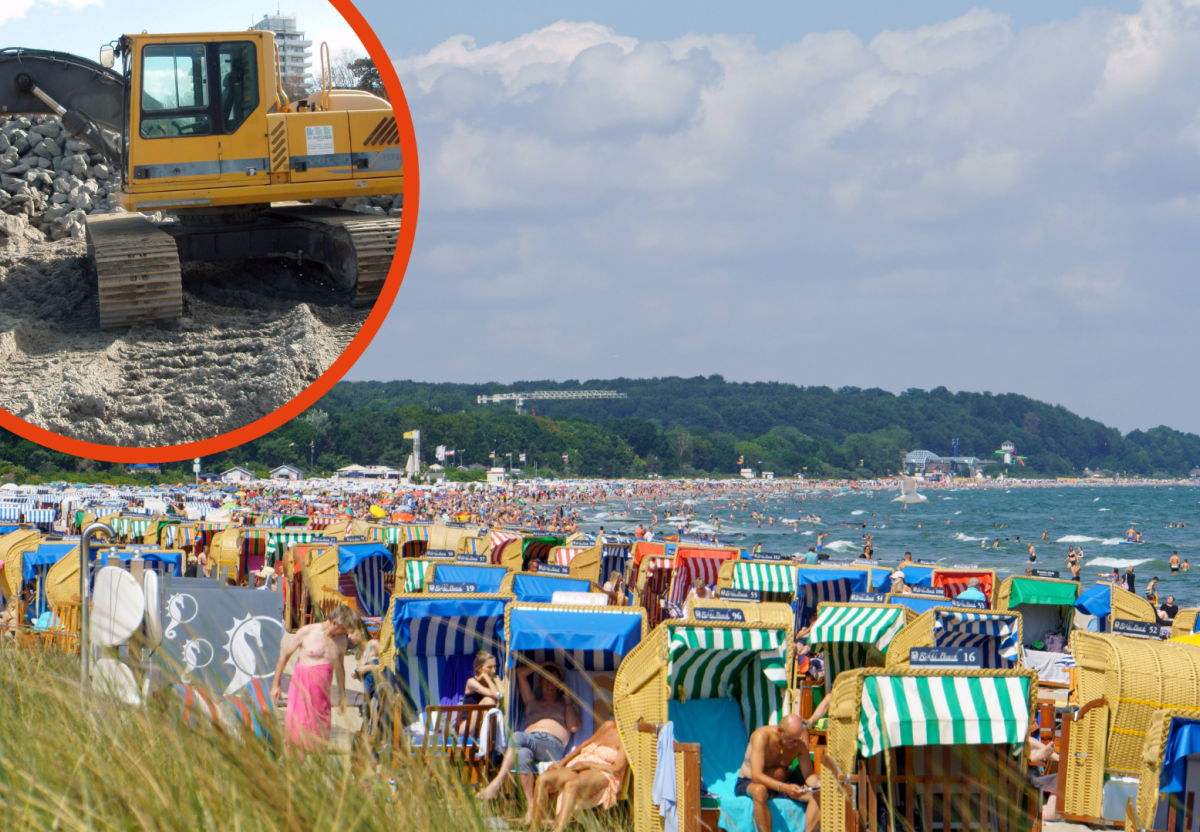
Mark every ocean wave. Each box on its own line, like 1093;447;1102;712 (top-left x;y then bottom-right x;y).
1099;508;1112;512
955;533;986;542
825;541;858;551
851;510;865;515
1086;557;1153;568
800;530;814;536
955;511;963;515
1056;535;1101;543
1100;538;1129;546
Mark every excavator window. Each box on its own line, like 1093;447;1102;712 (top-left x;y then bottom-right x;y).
218;42;259;134
140;43;211;138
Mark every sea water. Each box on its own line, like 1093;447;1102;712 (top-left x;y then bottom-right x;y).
583;484;1200;607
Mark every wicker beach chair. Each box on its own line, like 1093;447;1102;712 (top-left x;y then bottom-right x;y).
613;602;795;832
885;606;1025;670
821;664;1040;832
1059;631;1200;823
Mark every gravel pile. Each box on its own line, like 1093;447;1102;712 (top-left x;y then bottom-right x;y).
0;114;398;448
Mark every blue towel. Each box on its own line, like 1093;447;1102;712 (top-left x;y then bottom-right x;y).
670;697;805;832
652;721;678;832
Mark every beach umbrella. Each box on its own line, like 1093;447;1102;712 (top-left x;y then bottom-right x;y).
369;505;386;518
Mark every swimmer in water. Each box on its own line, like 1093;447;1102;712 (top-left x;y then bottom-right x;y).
1170;551;1181;573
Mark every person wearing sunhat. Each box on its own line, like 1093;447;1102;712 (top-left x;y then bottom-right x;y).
253;565;276;590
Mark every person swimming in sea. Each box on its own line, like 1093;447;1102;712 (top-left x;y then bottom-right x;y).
1170;551;1181;572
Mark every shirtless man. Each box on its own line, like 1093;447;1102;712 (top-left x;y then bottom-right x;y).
478;661;582;824
270;604;353;752
736;714;820;832
1170;551;1182;573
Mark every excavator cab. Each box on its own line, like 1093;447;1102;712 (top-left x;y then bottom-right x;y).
0;31;402;329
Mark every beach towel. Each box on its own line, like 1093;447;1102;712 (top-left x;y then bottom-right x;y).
285;662;333;750
651;721;678;832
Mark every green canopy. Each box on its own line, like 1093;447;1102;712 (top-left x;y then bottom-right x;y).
1008;577;1078;608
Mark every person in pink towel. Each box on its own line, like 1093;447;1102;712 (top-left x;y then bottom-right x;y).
271;604;356;753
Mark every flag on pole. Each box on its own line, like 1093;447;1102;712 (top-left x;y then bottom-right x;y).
489;451;495;459
436;445;446;462
445;449;455;457
737;455;744;465
562;454;568;463
519;453;526;463
403;430;417;439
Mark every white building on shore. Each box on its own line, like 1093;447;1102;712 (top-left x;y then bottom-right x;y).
253;12;313;83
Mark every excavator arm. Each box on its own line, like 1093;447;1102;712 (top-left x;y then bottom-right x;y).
0;47;124;167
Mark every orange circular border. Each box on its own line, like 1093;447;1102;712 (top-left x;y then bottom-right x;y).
0;0;418;464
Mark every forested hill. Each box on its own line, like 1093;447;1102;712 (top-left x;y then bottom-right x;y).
320;377;1200;477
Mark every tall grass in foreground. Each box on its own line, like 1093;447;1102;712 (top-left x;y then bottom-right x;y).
0;648;629;832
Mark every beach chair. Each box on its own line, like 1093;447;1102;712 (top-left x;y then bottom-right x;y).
794;564;895;625
717;558;799;604
376;582;514;774
1127;707;1200;832
1074;581;1159;634
886;607;1025;670
46;599;81;654
614;602;796;832
500;571;605;604
931;567;998;605
996;574;1079;687
805;602;919;712
1169;609;1200;640
305;542;394;619
1058;631;1200;824
820;665;1041;832
505;602;646;784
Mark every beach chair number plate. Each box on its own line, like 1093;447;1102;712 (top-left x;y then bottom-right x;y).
427;549;456;559
694;607;746;623
910;647;982;667
908;585;946;597
720;588;761;602
746;551;785;561
950;598;989;609
457;554;488;563
952;564;979;569
1031;569;1060;578
1111;618;1161;638
539;564;570;575
427;582;478;594
850;592;887;604
344;536;367;542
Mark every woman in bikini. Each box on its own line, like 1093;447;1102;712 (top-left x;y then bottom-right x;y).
460;650;503;738
528;719;628;832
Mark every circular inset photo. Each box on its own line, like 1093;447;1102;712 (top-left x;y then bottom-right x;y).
0;0;416;458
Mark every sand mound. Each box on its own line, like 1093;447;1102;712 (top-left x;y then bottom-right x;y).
0;226;368;447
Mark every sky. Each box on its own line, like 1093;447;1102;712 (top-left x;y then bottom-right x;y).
4;1;1198;437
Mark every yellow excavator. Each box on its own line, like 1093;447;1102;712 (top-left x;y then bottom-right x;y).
0;30;403;328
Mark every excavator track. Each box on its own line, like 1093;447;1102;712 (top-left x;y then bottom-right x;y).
263;205;400;306
86;213;183;330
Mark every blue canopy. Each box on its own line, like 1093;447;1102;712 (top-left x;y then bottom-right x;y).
513;574;590;603
0;526;17;536
1161;717;1200;794
1075;584;1111;618
508;607;642;659
433;565;505;594
393;598;510;653
890;596;947;614
117;549;181;576
338;543;394;572
22;543;75;581
902;566;935;587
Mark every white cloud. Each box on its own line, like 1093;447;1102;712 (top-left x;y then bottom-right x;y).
354;2;1200;433
0;0;103;25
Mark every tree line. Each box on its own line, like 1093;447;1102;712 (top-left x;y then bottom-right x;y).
1;377;1197;482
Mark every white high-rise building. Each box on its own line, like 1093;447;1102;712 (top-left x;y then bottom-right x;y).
253;11;313;82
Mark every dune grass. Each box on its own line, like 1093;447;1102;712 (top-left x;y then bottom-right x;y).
0;646;629;832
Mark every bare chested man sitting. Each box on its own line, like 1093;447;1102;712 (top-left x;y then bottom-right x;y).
477;661;581;824
270;604;354;752
736;714;820;832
